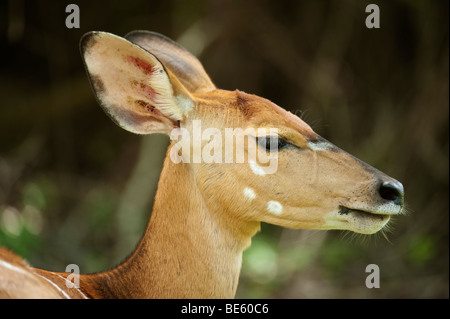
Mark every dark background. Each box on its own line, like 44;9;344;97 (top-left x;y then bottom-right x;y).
0;0;448;298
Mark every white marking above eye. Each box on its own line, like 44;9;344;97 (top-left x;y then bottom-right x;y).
307;141;331;151
249;160;266;176
267;201;283;215
243;187;256;200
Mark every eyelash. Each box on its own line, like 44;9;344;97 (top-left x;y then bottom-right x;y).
256;136;289;152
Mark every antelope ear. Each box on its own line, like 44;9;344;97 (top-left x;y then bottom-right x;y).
125;30;216;94
80;31;194;135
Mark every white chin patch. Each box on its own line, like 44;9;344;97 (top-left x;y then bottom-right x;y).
324;209;390;234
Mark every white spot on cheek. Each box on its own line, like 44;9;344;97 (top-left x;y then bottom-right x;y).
249;160;266;176
307;141;331;151
243;187;256;200
267;201;283;215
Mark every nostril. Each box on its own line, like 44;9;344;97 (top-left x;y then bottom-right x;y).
379;181;404;205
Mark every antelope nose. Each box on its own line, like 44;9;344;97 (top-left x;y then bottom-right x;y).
378;181;404;206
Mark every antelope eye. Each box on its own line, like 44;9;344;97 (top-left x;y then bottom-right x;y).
257;136;288;152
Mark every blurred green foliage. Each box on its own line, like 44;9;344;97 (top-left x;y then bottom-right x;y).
408;234;438;268
0;0;448;298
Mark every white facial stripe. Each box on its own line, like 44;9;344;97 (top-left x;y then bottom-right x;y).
307;141;332;151
243;187;256;200
249;160;266;176
267;201;283;215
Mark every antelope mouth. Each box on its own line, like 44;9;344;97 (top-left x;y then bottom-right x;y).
338;205;390;221
331;205;392;234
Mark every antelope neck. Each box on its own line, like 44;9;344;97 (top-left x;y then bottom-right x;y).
82;152;258;298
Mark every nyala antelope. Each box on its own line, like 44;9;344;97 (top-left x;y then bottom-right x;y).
0;31;404;298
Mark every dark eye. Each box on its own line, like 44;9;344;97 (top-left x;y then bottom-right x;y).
257;136;288;152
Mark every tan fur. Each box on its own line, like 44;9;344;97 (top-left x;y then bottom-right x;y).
0;31;403;298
